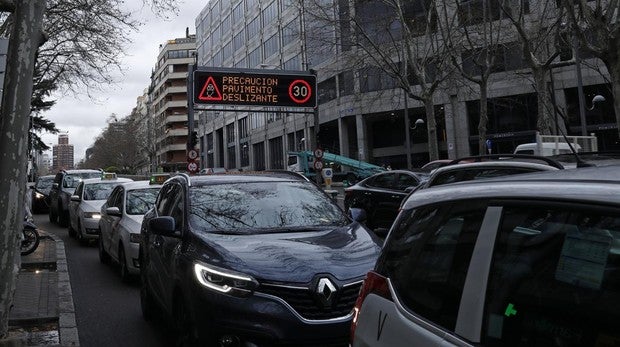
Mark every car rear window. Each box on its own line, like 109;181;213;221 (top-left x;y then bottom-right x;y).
83;182;118;201
126;188;159;215
188;181;348;233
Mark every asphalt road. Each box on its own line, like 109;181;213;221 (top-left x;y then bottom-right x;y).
33;214;175;347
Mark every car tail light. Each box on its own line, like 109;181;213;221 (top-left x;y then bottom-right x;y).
350;271;391;343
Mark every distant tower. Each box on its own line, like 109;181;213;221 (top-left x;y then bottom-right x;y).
52;132;74;172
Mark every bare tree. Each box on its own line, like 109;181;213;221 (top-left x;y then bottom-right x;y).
443;0;509;154
499;1;568;135
301;0;458;162
562;0;620;139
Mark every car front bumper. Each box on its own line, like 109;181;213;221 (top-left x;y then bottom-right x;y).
81;218;101;239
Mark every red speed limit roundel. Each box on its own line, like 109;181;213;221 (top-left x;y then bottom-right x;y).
313;160;324;171
187;161;199;173
288;79;312;104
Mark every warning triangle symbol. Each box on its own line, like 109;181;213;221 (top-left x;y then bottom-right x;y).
197;76;223;101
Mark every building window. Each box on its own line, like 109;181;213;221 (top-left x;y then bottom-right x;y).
222;14;231;36
248;46;262;68
212;51;222;67
284;55;301;70
222;41;233;62
359;66;396;92
235;57;247;68
233;29;245;52
233;2;244;23
262;1;278;25
282;18;300;47
461;42;527;76
269;136;284;169
263;33;280;59
458;0;530;26
318;77;337;104
248;16;260;40
212;23;221;44
338;70;354;96
253;142;265;170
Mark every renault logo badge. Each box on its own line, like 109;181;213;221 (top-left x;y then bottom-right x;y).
316;278;337;307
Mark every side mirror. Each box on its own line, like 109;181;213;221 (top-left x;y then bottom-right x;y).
149;216;177;236
348;207;367;223
105;207;122;217
70;195;81;202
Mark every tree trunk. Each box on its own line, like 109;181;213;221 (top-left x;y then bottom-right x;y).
0;1;46;338
478;80;489;155
533;68;552;135
424;99;439;161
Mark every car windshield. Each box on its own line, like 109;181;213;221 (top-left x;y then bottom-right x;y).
83;182;118;201
36;177;54;193
126;188;159;215
188;181;348;234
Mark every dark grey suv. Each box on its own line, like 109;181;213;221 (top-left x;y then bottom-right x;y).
351;166;620;347
140;172;381;346
48;169;102;227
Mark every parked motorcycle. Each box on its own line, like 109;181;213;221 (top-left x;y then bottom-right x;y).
21;219;40;256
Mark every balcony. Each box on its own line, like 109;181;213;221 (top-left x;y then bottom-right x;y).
165;115;187;124
163;100;187;109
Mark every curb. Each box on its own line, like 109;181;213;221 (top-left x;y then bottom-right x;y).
44;232;79;347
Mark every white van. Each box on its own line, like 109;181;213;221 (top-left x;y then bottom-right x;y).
514;142;581;156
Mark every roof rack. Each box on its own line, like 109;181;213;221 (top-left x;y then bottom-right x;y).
448;154;565;170
206;170;311;181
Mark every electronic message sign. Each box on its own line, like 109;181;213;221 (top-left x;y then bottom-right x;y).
193;68;317;108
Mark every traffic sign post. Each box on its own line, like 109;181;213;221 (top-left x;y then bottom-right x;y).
187;161;199;174
313;148;324;159
322;168;333;189
313;160;323;171
188;149;199;160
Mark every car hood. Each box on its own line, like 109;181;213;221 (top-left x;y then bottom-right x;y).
190;224;381;283
80;200;106;212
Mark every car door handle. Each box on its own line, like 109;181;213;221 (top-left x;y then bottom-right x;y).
391;195;401;199
364;192;372;195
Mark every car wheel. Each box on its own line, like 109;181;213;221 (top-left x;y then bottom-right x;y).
58;208;69;227
140;262;156;321
68;221;77;238
48;208;57;224
119;245;131;283
173;294;200;347
77;220;87;245
98;238;110;264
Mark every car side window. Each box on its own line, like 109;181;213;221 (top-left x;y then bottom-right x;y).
377;200;487;331
168;185;185;232
108;188;122;209
395;173;419;190
483;204;620;347
156;184;175;216
368;173;396;189
74;182;84;198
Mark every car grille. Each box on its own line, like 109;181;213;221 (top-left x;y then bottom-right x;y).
257;281;362;321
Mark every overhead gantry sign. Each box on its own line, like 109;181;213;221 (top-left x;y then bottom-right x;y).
193;68;317;108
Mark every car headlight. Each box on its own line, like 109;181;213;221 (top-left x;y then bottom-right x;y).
129;233;141;243
193;263;258;297
83;212;101;220
35;192;45;199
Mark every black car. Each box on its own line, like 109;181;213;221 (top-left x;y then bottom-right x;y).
140;172;381;346
48;169;102;227
343;170;428;232
31;175;55;214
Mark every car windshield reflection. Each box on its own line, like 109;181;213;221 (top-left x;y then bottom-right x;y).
189;182;348;234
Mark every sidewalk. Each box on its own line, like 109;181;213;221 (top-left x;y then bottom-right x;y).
1;230;79;346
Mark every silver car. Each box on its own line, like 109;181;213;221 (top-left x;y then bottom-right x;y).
68;176;133;243
351;165;620;347
98;180;162;281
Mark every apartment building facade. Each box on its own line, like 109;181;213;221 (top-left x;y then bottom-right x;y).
148;34;197;172
195;0;617;171
52;133;74;172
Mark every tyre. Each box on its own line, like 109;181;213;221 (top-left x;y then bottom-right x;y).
98;238;110;264
21;228;40;256
77;220;87;245
58;208;69;227
119;245;131;283
48;208;57;224
68;221;76;238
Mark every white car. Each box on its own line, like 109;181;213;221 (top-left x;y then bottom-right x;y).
98;180;162;281
68;175;133;243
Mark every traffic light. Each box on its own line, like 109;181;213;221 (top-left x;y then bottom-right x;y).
188;131;198;150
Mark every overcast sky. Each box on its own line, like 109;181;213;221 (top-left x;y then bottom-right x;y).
41;1;205;164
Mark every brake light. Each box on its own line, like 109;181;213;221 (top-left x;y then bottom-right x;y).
350;271;391;343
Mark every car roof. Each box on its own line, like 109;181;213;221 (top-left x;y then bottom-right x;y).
62;169;101;174
402;165;620;209
37;175;55;179
116;180;163;191
187;171;310;186
80;177;133;184
430;160;559;176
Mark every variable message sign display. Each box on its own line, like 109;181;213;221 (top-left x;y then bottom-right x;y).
193;68;317;108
